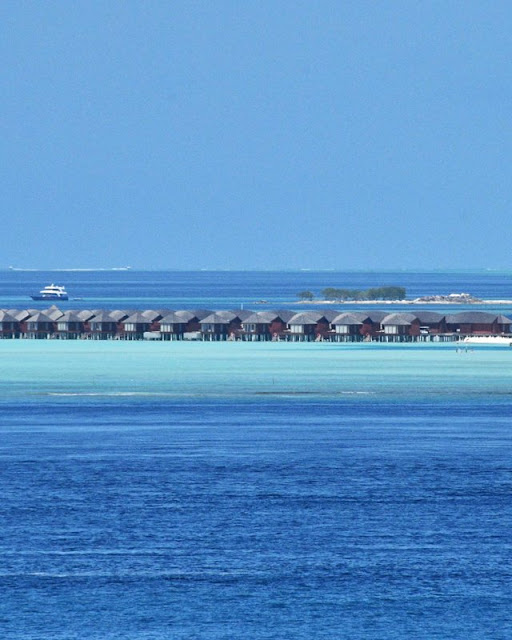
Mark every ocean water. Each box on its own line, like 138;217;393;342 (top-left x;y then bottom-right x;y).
2;268;512;312
1;339;512;639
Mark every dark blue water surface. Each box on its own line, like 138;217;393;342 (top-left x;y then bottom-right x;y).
1;397;511;639
1;268;512;311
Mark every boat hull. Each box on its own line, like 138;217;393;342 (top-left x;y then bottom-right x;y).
30;295;69;301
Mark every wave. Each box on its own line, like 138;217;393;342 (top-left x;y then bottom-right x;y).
47;392;172;397
46;390;377;400
8;266;131;271
254;390;375;396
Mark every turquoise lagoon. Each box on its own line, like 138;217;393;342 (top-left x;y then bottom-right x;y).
2;339;512;401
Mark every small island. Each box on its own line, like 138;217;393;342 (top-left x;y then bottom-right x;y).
298;286;406;302
297;288;487;304
412;293;481;304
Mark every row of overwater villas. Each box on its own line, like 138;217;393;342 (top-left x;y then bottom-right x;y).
0;307;511;341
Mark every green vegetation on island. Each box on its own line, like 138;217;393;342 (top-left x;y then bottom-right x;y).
297;286;406;302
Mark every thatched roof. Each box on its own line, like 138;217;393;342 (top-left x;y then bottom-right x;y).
140;310;166;321
229;309;254;321
200;311;241;325
241;311;290;324
445;311;511;324
89;312;116;323
58;311;84;322
76;310;96;321
109;310;132;321
122;312;152;324
381;313;419;326
331;312;364;326
0;310;17;323
189;309;213;321
288;312;330;325
43;305;64;320
272;309;296;322
9;309;32;321
26;312;53;323
414;311;445;323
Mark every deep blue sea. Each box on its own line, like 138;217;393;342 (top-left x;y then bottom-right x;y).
1;267;512;311
1;271;511;639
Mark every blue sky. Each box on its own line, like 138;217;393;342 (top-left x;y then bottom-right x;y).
2;1;512;270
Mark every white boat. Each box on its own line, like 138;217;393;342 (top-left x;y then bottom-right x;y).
30;284;69;301
462;336;512;346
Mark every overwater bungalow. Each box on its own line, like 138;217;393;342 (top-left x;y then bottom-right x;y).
0;310;19;338
414;311;447;336
200;311;245;340
287;312;333;341
107;310;132;337
142;310;168;334
25;311;55;339
159;310;212;340
8;310;31;337
331;312;364;341
445;312;511;336
89;311;119;339
77;310;97;335
121;311;161;340
56;311;87;339
380;313;421;341
1;306;511;342
240;311;293;340
159;311;183;339
356;311;388;339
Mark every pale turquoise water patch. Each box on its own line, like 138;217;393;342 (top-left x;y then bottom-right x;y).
1;340;511;402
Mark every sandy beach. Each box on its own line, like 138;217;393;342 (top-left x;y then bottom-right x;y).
298;299;512;305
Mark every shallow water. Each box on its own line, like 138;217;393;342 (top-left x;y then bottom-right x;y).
1;341;511;638
2;339;512;395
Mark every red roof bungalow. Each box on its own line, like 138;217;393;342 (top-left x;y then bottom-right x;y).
200;311;246;340
89;312;120;339
287;312;333;341
414;311;447;335
55;311;87;339
159;310;211;340
241;310;295;341
8;310;33;337
445;312;511;336
380;313;421;340
121;311;163;340
0;311;19;338
331;312;364;341
356;311;388;339
25;312;55;339
43;305;64;322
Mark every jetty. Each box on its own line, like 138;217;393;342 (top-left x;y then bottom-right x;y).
0;306;511;342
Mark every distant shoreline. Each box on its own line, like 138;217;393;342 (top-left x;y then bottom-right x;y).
297;299;512;305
